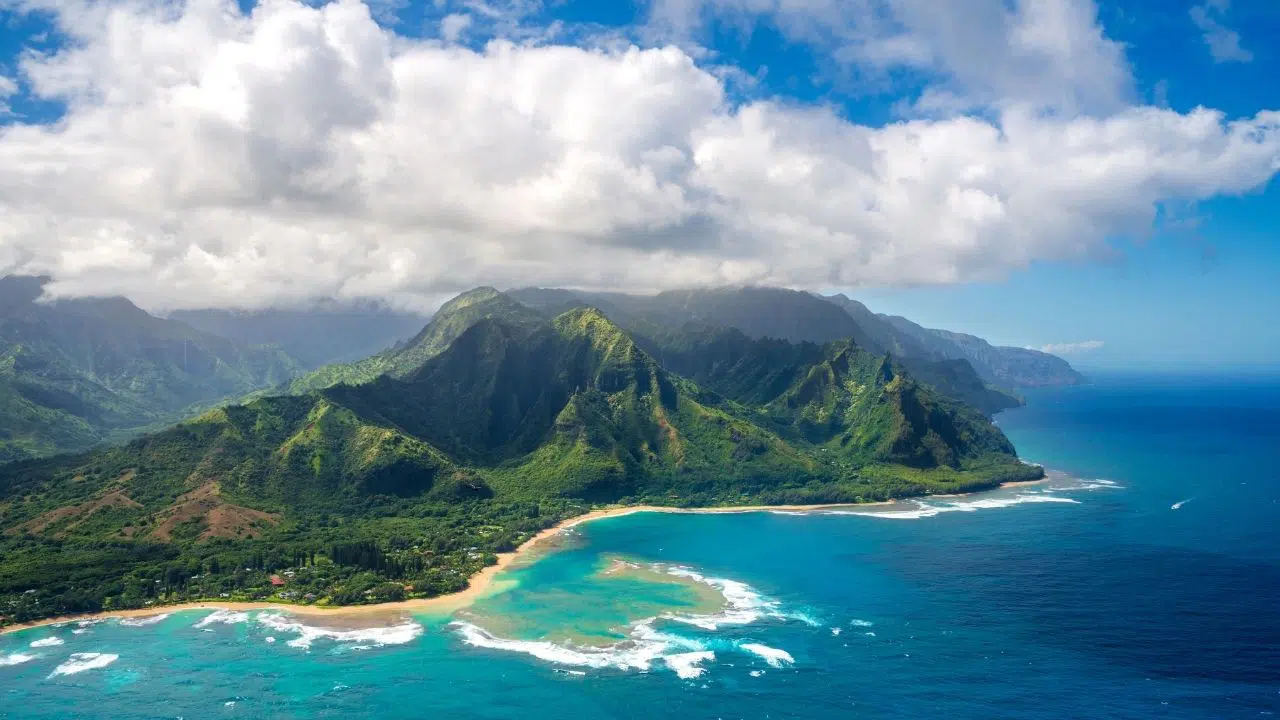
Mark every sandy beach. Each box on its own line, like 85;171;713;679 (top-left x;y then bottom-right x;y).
1;484;1040;636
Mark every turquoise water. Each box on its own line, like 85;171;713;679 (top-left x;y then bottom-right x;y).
3;373;1279;718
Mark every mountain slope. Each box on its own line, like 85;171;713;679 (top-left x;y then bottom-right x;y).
0;296;1040;622
277;287;546;394
510;286;1022;415
825;294;1083;388
0;276;301;463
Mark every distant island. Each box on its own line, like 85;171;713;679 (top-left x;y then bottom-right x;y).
0;285;1048;626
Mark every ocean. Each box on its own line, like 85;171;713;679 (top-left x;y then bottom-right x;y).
2;373;1278;719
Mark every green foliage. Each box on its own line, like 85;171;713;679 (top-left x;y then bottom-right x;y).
0;276;302;463
0;290;1041;626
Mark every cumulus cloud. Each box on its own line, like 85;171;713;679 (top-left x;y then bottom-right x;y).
0;0;1277;311
1190;1;1253;64
1037;340;1105;355
647;0;1134;114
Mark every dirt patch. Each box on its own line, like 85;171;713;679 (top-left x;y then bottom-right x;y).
149;483;280;542
8;491;142;537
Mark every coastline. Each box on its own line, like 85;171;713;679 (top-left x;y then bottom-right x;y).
1;481;1042;636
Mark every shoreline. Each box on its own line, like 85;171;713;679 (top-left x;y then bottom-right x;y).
1;480;1044;636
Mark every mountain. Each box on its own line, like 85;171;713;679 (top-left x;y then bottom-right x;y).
171;304;427;369
0;293;1039;621
508;287;1023;415
0;276;301;463
822;295;1085;388
275;287;546;394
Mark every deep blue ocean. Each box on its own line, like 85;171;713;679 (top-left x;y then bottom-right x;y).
3;373;1278;719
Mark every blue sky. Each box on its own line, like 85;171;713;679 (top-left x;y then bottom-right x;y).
0;0;1277;368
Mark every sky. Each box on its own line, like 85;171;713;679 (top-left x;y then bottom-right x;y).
0;0;1277;367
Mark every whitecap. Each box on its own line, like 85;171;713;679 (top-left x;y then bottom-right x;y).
119;614;171;627
29;637;64;648
48;652;118;678
664;651;715;679
749;670;764;678
832;494;1079;520
264;637;276;644
660;566;818;629
453;619;701;675
71;629;89;635
1;652;37;667
830;627;842;636
194;610;250;628
254;613;423;650
740;643;794;668
849;619;874;627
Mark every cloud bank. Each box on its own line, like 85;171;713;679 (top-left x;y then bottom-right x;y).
0;0;1276;310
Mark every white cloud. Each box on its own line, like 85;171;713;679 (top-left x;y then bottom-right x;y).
0;74;17;115
440;13;472;43
647;0;1134;114
1037;340;1105;355
1189;1;1253;64
0;0;1277;311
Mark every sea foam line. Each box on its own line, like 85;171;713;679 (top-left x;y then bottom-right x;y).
660;565;820;629
453;619;705;675
830;494;1080;520
119;613;171;627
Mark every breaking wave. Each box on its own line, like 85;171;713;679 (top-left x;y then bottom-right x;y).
193;610;250;628
661;565;820;630
739;643;794;668
48;652;118;678
29;637;64;648
119;614;171;627
453;619;702;674
253;613;423;650
833;494;1080;520
2;652;37;667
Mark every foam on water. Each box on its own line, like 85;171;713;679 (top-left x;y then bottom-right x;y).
664;651;715;679
119;614;171;627
254;613;423;650
661;565;819;629
194;610;251;628
2;652;38;667
849;619;874;627
740;643;794;668
48;652;118;678
834;494;1080;520
29;637;64;648
453;563;807;679
453;619;699;674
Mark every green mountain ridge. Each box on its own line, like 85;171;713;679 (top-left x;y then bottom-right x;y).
0;298;1039;623
507;286;1025;415
824;294;1085;388
0;276;302;464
